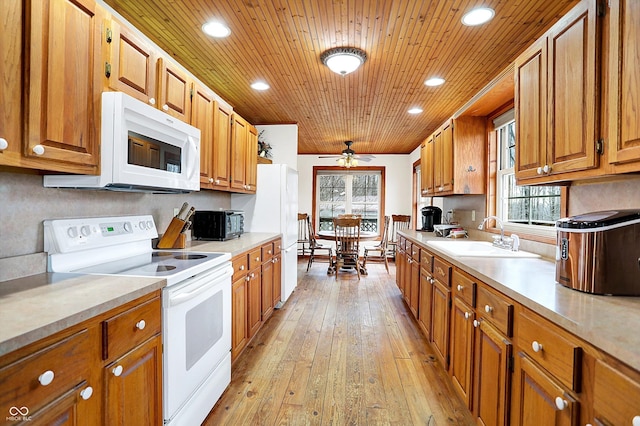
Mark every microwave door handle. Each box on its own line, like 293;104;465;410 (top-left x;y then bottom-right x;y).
185;135;199;181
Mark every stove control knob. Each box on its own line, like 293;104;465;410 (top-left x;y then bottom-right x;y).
123;222;132;233
67;227;78;238
139;221;146;230
146;220;153;229
80;225;91;237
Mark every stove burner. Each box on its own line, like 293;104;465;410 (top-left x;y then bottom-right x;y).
173;254;208;261
140;264;177;273
152;252;173;258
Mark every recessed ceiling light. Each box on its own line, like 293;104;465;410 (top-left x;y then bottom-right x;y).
461;7;495;26
408;107;423;114
425;77;445;87
202;21;231;38
251;81;270;91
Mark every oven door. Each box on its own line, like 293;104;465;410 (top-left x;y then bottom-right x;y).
162;262;233;421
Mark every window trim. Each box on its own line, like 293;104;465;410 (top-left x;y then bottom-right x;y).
486;103;567;244
312;166;386;236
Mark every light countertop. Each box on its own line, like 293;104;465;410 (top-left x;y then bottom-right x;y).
0;232;281;358
400;230;640;372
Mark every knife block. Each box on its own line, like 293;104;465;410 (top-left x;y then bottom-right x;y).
172;233;187;249
157;217;186;249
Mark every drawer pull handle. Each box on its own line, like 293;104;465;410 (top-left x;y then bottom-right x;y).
532;341;543;353
112;365;123;377
484;304;493;313
38;370;55;386
136;320;146;330
457;284;464;291
80;386;93;400
554;396;568;410
633;416;640;426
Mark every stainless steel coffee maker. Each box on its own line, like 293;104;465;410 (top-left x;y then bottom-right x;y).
421;206;442;231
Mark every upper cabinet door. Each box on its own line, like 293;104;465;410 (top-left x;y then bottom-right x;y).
515;37;549;180
25;0;103;173
105;19;156;106
211;102;232;190
230;113;248;191
190;83;215;188
608;0;640;166
546;0;599;174
156;57;191;122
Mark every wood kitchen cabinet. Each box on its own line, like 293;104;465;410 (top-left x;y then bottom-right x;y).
592;356;640;425
0;0;103;173
156;57;191;122
210;102;234;190
272;242;282;307
607;0;640;171
231;254;249;361
247;247;263;338
421;117;486;196
514;0;600;183
431;257;452;368
0;291;162;426
230;114;258;193
103;17;156;105
191;82;217;188
261;242;275;321
408;243;421;318
417;250;434;340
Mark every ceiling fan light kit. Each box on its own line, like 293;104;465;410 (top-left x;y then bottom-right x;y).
321;47;367;75
318;141;374;168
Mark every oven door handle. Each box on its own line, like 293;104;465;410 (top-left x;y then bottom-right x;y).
168;268;232;307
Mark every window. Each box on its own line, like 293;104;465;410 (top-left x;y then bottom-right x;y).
313;167;384;233
495;110;561;235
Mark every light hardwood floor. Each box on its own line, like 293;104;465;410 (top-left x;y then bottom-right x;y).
203;259;474;425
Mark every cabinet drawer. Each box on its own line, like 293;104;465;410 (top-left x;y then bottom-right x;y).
409;244;420;261
273;239;282;255
262;242;274;262
232;253;249;281
433;257;452;287
452;268;475;307
104;297;161;361
593;359;640;425
0;329;91;417
476;284;513;337
248;247;262;270
517;309;582;391
421;249;434;273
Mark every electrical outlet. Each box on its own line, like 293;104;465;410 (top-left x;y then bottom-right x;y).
472;210;476;221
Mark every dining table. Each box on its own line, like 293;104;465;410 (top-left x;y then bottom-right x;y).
316;230;378;275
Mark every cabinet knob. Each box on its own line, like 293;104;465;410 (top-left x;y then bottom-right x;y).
215;179;220;184
0;138;8;150
473;319;481;328
32;145;45;155
239;265;245;271
633;416;640;426
543;164;551;173
464;311;471;320
80;386;93;400
38;370;55;386
148;97;156;105
429;278;435;284
457;284;464;291
484;304;493;313
162;104;169;111
112;365;123;377
268;250;272;254
272;258;276;263
250;273;255;278
256;257;260;262
536;167;543;175
246;276;250;281
208;178;214;183
554;396;568;410
532;341;543;353
136;320;146;330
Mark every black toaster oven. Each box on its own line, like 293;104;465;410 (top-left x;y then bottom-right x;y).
192;210;244;241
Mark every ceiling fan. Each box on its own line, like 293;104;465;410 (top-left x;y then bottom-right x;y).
318;141;375;167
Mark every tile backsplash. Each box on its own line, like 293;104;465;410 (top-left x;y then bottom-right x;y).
0;172;230;280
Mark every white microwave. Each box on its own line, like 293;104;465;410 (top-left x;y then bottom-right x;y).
44;92;201;193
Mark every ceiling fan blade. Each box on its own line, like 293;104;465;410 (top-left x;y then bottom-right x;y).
318;155;341;158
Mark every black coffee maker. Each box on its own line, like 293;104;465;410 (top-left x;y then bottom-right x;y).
421;206;442;231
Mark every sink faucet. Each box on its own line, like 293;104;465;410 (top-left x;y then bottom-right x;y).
478;215;504;242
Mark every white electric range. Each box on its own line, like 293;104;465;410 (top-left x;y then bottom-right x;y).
44;215;233;426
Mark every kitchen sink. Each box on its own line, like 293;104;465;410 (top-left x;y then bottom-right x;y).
426;240;541;258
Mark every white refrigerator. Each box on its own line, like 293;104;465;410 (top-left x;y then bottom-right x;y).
231;164;298;304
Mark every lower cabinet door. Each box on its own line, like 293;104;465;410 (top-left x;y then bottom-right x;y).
474;320;512;426
511;353;578;426
232;275;248;361
450;297;475;408
431;279;451;368
26;381;96;426
105;335;162;425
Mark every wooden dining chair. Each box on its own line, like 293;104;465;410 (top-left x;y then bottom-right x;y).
362;215;391;273
331;217;362;280
306;216;333;272
297;213;310;256
388;214;411;258
337;214;362;219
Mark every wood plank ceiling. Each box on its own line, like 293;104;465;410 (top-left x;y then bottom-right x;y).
103;0;579;155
